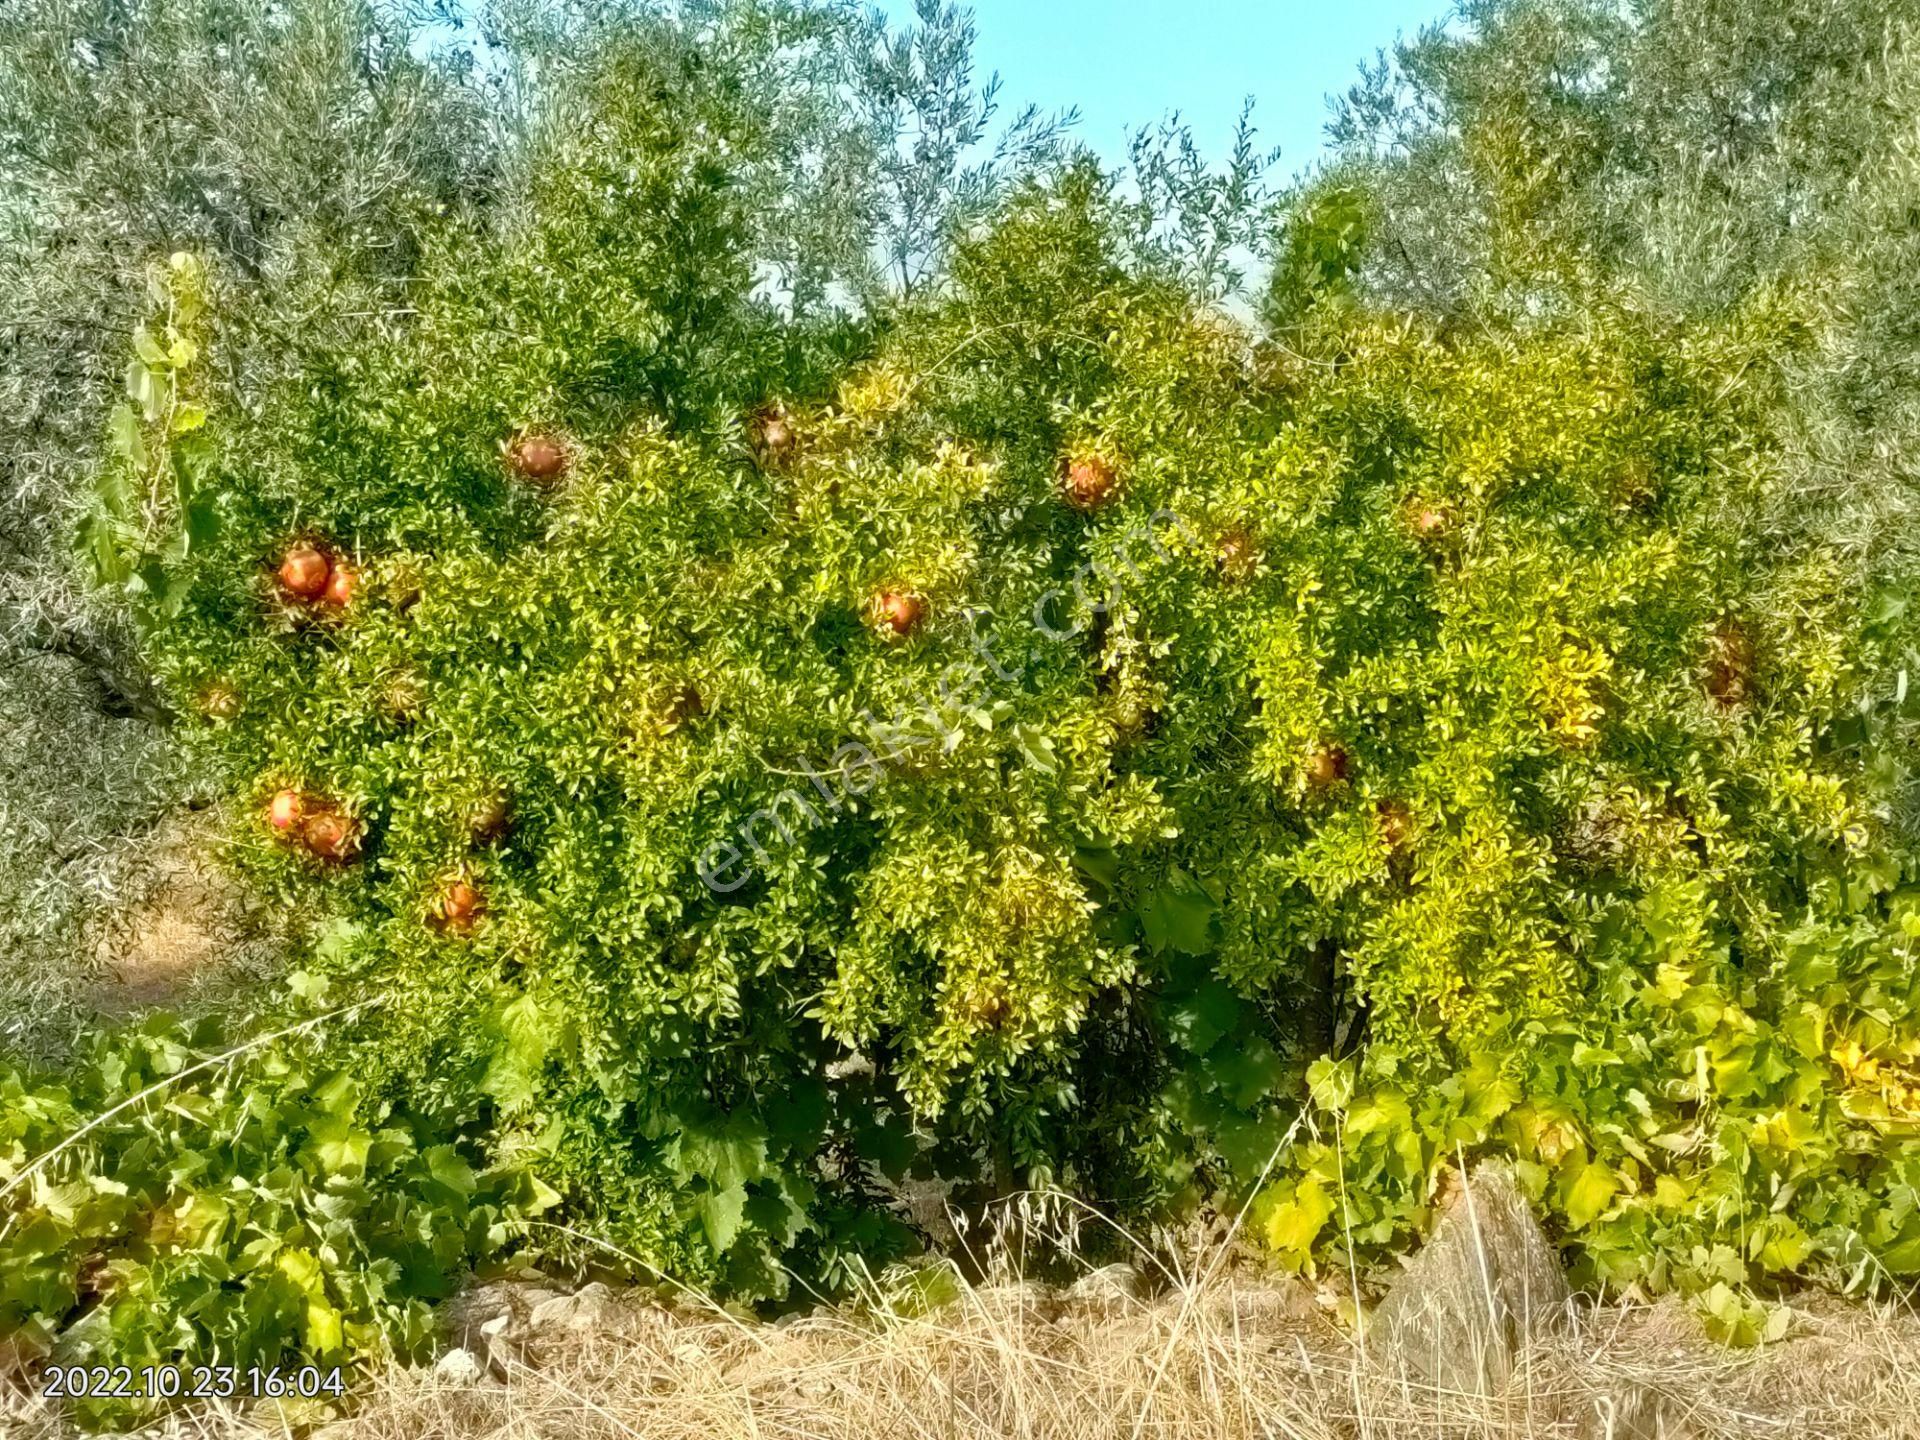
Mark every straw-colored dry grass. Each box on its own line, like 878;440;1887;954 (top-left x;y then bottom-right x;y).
310;1286;1920;1440
19;1236;1920;1440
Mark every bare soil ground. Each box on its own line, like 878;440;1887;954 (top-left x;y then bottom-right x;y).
84;810;273;1015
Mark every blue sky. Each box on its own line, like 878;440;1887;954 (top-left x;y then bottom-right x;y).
880;1;1449;180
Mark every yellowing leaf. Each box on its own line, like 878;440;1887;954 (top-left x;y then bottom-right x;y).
306;1299;344;1354
1562;1162;1619;1229
1758;1219;1812;1272
1263;1179;1334;1264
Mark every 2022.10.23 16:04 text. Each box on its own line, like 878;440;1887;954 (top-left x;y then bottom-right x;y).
42;1363;347;1401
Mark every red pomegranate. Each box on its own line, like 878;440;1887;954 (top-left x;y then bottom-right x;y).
301;810;361;863
1062;454;1119;511
1409;503;1451;541
277;543;331;599
508;432;569;484
871;590;925;637
321;562;358;609
434;880;484;934
267;789;305;834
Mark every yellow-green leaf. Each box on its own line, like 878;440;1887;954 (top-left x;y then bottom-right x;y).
1562;1162;1619;1229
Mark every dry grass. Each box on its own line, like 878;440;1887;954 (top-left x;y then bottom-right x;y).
304;1289;1920;1440
39;1223;1919;1440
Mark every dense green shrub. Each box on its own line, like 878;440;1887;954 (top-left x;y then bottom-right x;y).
114;124;1913;1289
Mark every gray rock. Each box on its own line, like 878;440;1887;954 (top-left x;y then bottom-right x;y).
527;1280;617;1333
442;1275;563;1343
433;1347;485;1385
1367;1164;1571;1396
1067;1262;1148;1306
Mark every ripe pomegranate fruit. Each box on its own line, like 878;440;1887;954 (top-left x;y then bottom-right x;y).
1062;453;1118;511
1408;503;1450;541
871;590;924;637
277;543;331;599
1306;743;1350;790
301;810;360;863
434;880;484;934
321;562;358;609
508;432;568;484
267;789;305;834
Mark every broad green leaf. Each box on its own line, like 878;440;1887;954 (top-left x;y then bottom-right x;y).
1206;1036;1289;1109
678;1109;770;1190
76;509;129;585
482;994;552;1109
306;1299;344;1354
1139;869;1217;954
184;496;221;552
1072;844;1122;893
697;1181;748;1253
1167;980;1242;1054
107;401;146;471
1214;1111;1288;1176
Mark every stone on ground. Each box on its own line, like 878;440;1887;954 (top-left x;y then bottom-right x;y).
1367;1163;1571;1396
